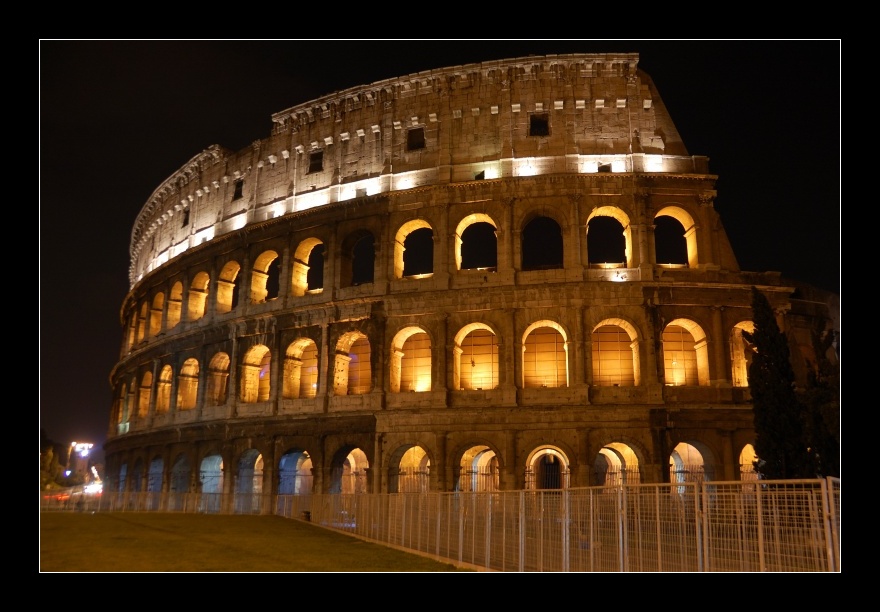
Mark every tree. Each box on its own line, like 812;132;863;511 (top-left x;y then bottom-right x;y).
742;287;814;479
799;319;840;478
40;431;64;490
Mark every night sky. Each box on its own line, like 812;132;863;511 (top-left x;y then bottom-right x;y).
39;40;840;459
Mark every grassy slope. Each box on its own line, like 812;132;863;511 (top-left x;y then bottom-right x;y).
40;512;472;572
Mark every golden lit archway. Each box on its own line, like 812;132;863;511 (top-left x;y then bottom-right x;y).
458;445;499;492
731;321;755;387
167;281;183;329
522;320;568;388
655;206;698;268
216;260;241;314
187;271;210;321
250;250;280;303
283;338;319;399
390;326;431;392
525;446;570;490
206;352;230;406
291;237;324;296
333;331;371;395
662;318;708;386
240;345;271;403
176;357;200;410
592;442;641;486
586;206;633;268
394;445;430;493
591;318;640;386
394;219;434;279
454;213;497;271
454;323;499;390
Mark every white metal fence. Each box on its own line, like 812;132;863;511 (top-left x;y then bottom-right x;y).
40;478;840;572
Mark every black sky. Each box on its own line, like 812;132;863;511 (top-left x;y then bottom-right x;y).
39;40;841;458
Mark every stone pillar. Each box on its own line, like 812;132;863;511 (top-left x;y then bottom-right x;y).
718;429;736;481
435;431;447;491
577;428;592;487
261;443;276;515
373;433;384;494
501;430;518;490
710;306;730;386
221;448;235;514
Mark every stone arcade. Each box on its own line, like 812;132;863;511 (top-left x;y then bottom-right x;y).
104;53;838;499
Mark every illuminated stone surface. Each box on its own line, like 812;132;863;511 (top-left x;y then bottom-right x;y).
105;54;837;495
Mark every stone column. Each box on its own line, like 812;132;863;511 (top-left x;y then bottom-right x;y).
710;306;730;386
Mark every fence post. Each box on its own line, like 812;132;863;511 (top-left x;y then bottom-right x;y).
518;491;525;572
562;489;570;572
821;477;840;571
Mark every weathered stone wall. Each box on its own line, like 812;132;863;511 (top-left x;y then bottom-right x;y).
105;54;837;496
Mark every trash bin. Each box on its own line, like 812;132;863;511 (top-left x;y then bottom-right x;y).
300;510;311;522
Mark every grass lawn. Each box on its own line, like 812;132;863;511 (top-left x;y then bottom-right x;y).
40;512;473;572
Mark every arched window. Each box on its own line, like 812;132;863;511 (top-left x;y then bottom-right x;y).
250;250;281;303
136;302;148;343
333;332;371;395
731;321;756;387
176;358;200;410
148;293;164;338
137;371;152;418
283;339;319;399
167;281;183;329
216;260;241;314
390;327;431;392
114;382;128;427
306;244;324;291
394;220;434;279
455;325;499;390
662;324;699;386
126;312;137;350
587;216;626;266
348;337;371;394
240;345;271;403
654;206;698;268
521;216;563;271
291;238;324;296
156;365;173;413
654;215;688;265
522;322;567;388
206;352;230;406
662;319;709;386
460;221;497;270
187;272;210;321
591;321;638;386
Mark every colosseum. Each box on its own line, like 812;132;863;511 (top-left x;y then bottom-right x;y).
104;52;838;499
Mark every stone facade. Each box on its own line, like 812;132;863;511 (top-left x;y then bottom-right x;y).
104;53;838;497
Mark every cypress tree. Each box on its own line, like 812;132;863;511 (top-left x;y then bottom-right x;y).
742;287;812;479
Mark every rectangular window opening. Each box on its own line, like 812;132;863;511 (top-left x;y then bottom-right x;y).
232;180;244;200
407;127;426;151
308;151;324;174
529;113;550;137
